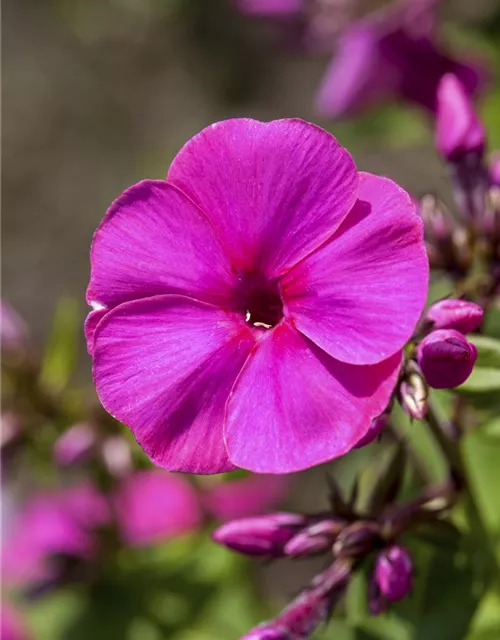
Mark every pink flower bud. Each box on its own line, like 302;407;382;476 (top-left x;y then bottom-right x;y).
284;518;345;557
425;299;483;334
375;545;413;602
436;74;485;162
53;423;96;467
398;369;428;420
417;329;477;389
212;513;304;557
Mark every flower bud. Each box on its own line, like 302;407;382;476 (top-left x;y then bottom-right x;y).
284;518;345;557
53;423;96;467
212;513;304;557
374;545;413;601
436;74;485;162
332;521;380;559
398;369;428;420
425;299;483;334
417;329;477;389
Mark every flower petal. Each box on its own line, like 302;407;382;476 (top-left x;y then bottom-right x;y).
225;322;401;474
87;180;236;310
282;172;428;365
92;295;256;474
167;118;358;277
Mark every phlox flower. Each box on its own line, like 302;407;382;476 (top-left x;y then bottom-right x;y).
86;118;428;475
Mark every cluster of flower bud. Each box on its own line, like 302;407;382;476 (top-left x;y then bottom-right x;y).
212;512;345;558
212;472;454;639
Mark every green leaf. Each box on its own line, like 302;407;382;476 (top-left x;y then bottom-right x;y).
462;430;500;533
40;297;80;394
458;336;500;394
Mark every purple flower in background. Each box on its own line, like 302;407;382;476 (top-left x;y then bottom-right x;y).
316;1;485;118
203;474;289;522
87;118;428;474
417;329;477;389
425;299;483;334
1;602;31;640
374;545;413;602
115;470;201;547
2;483;109;586
436;74;485;161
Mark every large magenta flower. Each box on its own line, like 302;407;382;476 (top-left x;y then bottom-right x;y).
86;119;428;474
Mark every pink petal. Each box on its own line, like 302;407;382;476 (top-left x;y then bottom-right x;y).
116;470;201;546
224;322;401;474
282;172;428;365
203;474;290;522
167;118;358;278
92;295;256;474
87;180;235;310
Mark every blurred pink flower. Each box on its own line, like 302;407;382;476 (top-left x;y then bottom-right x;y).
1;602;30;640
87;118;428;475
2;483;109;586
115;470;201;547
435;74;485;161
316;1;485;118
203;474;289;522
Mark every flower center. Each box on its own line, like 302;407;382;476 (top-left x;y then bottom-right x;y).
238;273;284;330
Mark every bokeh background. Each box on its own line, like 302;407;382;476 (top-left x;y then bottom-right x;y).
3;1;500;639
